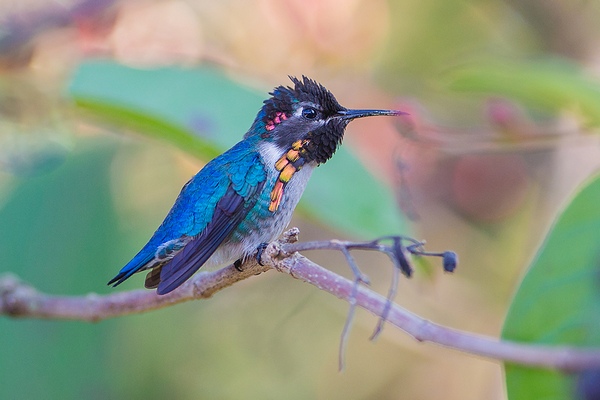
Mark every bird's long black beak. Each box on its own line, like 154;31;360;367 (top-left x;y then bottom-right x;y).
337;108;406;120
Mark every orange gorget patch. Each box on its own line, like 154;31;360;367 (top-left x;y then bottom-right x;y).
269;139;309;212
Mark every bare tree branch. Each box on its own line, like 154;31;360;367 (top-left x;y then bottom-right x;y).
268;238;600;372
0;260;270;322
1;228;600;372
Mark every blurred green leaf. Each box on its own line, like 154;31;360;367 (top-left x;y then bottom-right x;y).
69;62;263;149
502;174;600;400
448;59;600;126
75;98;221;160
68;61;407;237
0;140;124;399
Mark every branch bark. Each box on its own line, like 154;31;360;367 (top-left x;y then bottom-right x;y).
0;257;270;322
1;229;599;372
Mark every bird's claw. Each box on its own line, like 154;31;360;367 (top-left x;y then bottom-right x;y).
255;242;269;266
233;259;243;272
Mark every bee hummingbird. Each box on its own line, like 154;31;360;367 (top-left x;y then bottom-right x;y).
108;76;402;295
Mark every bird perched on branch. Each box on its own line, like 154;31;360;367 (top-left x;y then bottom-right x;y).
109;76;402;295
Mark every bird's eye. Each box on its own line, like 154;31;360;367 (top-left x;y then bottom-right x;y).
302;107;318;119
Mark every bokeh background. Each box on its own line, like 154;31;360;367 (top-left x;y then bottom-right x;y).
1;0;600;399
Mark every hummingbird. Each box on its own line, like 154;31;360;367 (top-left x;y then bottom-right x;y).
108;76;402;295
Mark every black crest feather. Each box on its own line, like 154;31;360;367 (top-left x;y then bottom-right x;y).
288;75;344;114
262;76;344;122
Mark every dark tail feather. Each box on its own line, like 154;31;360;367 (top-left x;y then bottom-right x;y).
144;267;162;289
108;250;154;287
107;268;138;287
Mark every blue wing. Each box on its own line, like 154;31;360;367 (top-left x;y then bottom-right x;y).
108;140;267;292
153;181;262;294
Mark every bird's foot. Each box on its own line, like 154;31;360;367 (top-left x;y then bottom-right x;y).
233;259;243;272
255;242;269;266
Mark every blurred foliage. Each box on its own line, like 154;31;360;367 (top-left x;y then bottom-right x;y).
0;142;124;398
0;0;599;400
502;174;600;400
448;58;600;126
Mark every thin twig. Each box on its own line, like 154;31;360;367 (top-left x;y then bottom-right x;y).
265;238;600;371
339;267;361;371
282;235;450;344
2;229;600;371
370;260;399;341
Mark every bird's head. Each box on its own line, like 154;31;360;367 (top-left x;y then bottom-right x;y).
247;76;403;165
